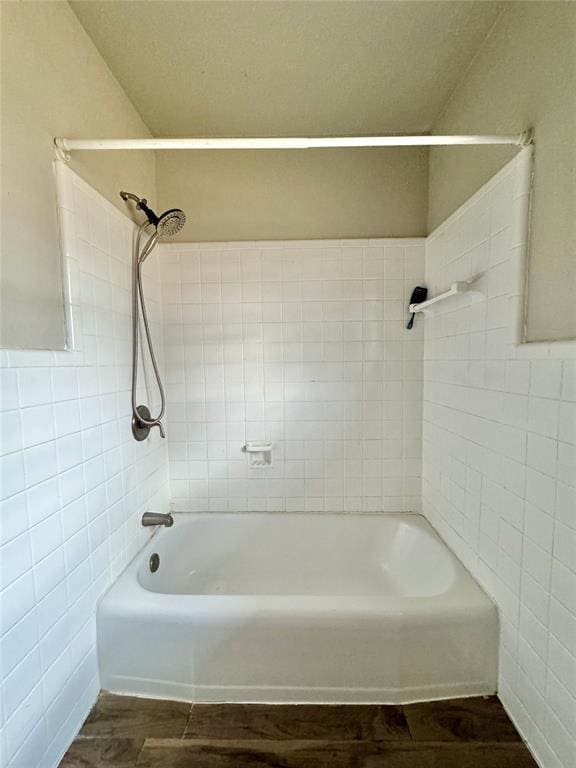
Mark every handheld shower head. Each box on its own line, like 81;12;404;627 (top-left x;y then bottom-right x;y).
156;208;186;237
120;191;185;237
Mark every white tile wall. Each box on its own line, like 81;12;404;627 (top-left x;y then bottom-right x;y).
0;164;169;768
3;149;573;768
159;239;425;513
422;149;576;768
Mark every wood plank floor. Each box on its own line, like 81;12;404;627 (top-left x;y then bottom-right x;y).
59;693;538;767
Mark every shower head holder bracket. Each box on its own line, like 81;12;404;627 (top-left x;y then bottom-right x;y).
132;405;166;441
132;404;153;441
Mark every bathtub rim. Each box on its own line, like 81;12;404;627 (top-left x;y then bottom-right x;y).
100;511;496;614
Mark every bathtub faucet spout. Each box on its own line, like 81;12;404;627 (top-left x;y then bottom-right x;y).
142;512;174;527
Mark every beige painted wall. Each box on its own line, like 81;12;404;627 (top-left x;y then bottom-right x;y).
428;3;576;342
0;1;156;349
156;148;428;242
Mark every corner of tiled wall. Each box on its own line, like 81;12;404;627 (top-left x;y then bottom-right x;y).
0;164;170;768
422;149;576;768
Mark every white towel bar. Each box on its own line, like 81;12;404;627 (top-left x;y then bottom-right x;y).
409;281;479;313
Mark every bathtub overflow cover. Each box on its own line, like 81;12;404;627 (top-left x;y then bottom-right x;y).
149;553;160;573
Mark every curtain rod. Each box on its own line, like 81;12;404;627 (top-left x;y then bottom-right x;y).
54;130;533;159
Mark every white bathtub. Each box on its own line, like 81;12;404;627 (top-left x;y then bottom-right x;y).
97;512;498;704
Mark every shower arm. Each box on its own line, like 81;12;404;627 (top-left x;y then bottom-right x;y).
120;191;160;229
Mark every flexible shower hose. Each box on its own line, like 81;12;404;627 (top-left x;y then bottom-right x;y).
131;223;166;438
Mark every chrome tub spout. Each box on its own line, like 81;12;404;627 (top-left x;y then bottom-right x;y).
142;512;174;527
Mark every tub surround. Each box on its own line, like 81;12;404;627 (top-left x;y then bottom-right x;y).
160;238;425;514
0;165;169;768
2;149;573;768
423;150;576;767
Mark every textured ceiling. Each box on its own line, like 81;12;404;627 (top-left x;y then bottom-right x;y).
70;1;504;137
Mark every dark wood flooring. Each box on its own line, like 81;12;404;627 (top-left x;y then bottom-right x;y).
59;693;538;767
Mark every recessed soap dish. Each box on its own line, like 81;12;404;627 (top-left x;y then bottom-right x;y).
243;442;273;468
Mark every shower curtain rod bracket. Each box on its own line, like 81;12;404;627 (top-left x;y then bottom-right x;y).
54;138;71;162
519;128;535;147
